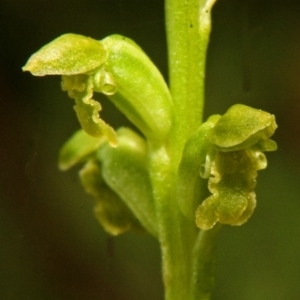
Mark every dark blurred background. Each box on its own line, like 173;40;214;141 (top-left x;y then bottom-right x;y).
1;0;300;299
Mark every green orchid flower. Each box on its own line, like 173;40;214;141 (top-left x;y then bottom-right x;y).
195;104;277;230
23;33;172;146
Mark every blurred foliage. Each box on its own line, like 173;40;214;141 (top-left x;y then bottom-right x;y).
1;0;300;299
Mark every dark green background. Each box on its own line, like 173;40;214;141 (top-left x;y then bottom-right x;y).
1;0;300;299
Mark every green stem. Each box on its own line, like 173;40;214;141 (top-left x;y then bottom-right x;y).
152;1;220;300
165;0;216;166
147;143;189;300
191;225;222;300
150;141;219;300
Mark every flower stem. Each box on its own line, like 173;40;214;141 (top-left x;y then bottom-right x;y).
152;1;220;299
165;0;216;166
148;144;194;300
191;225;222;300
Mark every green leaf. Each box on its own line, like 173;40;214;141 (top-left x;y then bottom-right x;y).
22;33;108;76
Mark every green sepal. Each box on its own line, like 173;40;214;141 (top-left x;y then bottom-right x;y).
100;35;173;142
79;159;143;236
58;129;106;171
209;104;277;151
98;127;157;237
22;33;108;76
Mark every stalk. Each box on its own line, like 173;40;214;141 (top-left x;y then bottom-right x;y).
191;225;222;299
152;1;220;299
165;0;217;166
148;143;192;300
